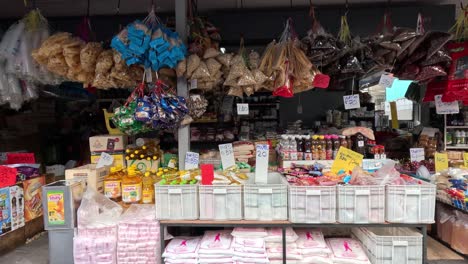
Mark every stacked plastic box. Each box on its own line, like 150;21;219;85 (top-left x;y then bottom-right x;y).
288;184;336;223
155;183;199;220
337;185;386;223
199;185;243;220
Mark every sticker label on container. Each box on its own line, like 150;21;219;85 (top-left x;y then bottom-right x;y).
47;190;65;225
104;180;121;199
410;148;425;162
343;94;361;110
122;184;142;203
255;144;269;184
96;152;114;168
142;189;154;204
237;103;249;115
219;143;235;169
185;152;199;170
435;152;449;172
435;95;459;114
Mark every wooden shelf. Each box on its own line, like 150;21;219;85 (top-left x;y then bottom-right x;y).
446;126;468;129
445;146;468;150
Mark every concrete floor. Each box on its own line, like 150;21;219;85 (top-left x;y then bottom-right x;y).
0;232;466;264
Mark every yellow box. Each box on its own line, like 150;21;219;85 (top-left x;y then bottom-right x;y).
91;152;126;168
89;135;128;153
126;159;160;172
65;164;110;193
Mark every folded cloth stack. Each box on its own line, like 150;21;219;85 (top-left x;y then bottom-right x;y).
296;229;332;264
326;238;371;264
117;204;161;264
233;141;255;163
74;225;118;264
198;230;234;264
265;227;301;263
163;236;201;264
231;227;269;263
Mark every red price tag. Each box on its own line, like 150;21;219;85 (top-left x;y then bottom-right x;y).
6;153;35;164
313;74;330;88
0;166;17;188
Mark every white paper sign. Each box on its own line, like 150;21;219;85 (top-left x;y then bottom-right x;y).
435;95;459;114
255;144;269;184
190;79;198;89
96;152;114;168
219;143;235;169
410;148;425;162
237;103;249;115
343;94;361;110
184;152;199;170
379;73;395;88
145;68;152;83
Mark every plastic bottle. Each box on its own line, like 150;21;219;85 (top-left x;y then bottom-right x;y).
332;135;340;159
311;135;319;160
354;133;366;155
455;130;461;145
103;167;122;202
318;135;326;160
346;136;353;150
340;135;348;148
141;172;155;204
325;135;333;160
289;136;298;161
296;135;304;160
121;166;142;204
280;135;290;160
460;130;466;145
304;135;312;160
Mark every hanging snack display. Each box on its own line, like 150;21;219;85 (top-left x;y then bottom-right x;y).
187;94;209;119
112;79;189;135
111;8;186;71
188;15;221;57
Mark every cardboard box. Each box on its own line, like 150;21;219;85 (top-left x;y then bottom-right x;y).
23;176;45;222
0;187;11;234
90;152;126;168
126;159;160;172
65;164;110;193
89;135;128;153
9;185;25;231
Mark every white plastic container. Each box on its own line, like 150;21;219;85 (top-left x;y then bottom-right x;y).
199;185;242;220
155;183;198;220
243;172;288;221
352;227;423;264
386;180;436;223
337;185;385;223
288;184;336;223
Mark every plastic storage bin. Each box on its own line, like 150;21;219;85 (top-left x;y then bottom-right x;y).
288;184;336;223
337;185;385;223
385;180;436;223
352;227;422;264
199;185;243;220
155;183;198;220
244;173;288;221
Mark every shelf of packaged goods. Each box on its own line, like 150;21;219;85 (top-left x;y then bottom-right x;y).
436;197;468;214
445;146;468;149
446;126;468;129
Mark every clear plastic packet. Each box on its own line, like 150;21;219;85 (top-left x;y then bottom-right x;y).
175;59;186;77
203;47;220;59
77;187;123;229
80;42;103;73
206;57;222;76
216;53;233;67
191;61;211;79
186;54;201;77
95;50;114;74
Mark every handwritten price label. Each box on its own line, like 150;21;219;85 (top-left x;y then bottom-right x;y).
378;73;395;88
410;148;425;162
464;153;468;168
184;152;199;170
435;95;459;114
331;147;364;174
255;144;269;184
435;152;448;172
237;103;249;115
343;94;361;110
96;152;114;168
219;143;235;169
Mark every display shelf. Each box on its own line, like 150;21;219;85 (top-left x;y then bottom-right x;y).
446;126;468;129
445;146;468;149
436;198;468;214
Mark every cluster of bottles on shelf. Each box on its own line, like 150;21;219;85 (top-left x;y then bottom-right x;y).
124;140;159;161
103;165;163;205
446;129;468;146
279;134;386;161
446;110;468;126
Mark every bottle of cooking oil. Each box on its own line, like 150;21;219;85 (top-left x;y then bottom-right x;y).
121;166;142;204
103;167;122;202
141;172;155;204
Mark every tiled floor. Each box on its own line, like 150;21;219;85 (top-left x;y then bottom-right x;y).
0;232;466;264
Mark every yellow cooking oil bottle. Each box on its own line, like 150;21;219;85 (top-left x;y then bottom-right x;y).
103;166;122;202
121;166;142;204
141;171;155;204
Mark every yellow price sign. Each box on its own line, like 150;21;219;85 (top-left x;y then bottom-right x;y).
464;152;468;168
435;152;449;172
331;147;364;174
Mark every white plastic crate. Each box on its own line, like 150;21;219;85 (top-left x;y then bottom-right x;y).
199;185;243;220
288;184;336;223
337;185;385;223
352;227;423;264
386;180;436;223
155;183;198;220
244;172;288;220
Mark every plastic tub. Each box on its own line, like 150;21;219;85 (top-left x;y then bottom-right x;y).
337;185;385;223
243;172;288;221
353;227;422;264
386;179;436;223
288;184;336;223
199;185;243;220
154;183;198;220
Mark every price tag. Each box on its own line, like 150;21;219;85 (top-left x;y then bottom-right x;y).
190;79;198;89
96;152;114;169
0;165;17;188
237;103;249;115
343;94;361;110
378;73;395;88
435;95;459;114
255;144;269;184
6;153;35;164
331;147;364;174
219;143;235;169
464;153;468;168
184;152;199;170
410;148;425;162
435;152;449;172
